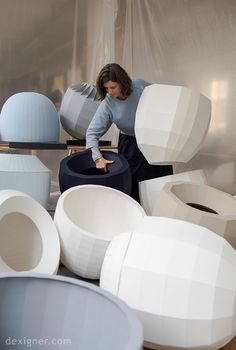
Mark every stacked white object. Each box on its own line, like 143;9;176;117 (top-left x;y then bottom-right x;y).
100;216;236;349
54;185;146;279
0;154;51;208
139;169;207;215
153;181;236;249
135;84;211;164
0;92;59;142
0;190;60;274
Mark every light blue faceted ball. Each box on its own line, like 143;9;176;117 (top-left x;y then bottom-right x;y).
0;92;60;142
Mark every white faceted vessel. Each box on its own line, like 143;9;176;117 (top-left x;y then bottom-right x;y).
0;190;60;274
60;83;100;139
139;169;207;215
135;84;211;164
153;181;236;249
0;92;59;142
54;185;146;279
0;154;51;207
100;216;236;349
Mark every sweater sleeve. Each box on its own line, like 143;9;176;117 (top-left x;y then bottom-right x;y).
86;101;112;149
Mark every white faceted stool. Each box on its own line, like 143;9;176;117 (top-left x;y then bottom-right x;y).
0;190;60;274
60;82;100;139
135;84;211;164
139;169;207;215
54;185;146;279
0;274;143;350
0;92;59;142
100;216;236;349
0;154;51;207
153;181;236;249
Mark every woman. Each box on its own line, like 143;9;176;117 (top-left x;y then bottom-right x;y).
86;63;173;202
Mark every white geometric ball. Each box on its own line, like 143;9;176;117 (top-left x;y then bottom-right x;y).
0;92;59;142
139;169;207;215
0;190;60;274
100;216;236;349
54;185;146;279
135;84;211;164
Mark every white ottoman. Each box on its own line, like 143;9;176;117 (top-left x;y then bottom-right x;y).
0;190;60;274
0;154;51;207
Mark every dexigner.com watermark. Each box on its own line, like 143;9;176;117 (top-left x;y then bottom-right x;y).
5;337;72;348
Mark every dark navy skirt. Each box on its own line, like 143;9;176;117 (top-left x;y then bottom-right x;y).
118;133;173;202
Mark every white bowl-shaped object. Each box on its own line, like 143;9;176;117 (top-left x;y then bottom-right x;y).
0;92;59;142
153;181;236;249
60;82;100;139
54;185;146;279
100;216;236;349
135;84;211;164
0;154;51;208
0;274;143;350
0;190;60;274
139;169;207;215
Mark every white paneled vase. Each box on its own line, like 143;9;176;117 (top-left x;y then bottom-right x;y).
0;190;60;274
153;181;236;249
54;185;146;279
139;169;207;215
100;216;236;349
135;84;211;164
0;92;59;142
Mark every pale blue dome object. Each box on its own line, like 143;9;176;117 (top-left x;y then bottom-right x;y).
0;92;59;142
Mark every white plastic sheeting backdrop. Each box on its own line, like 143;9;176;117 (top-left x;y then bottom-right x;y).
0;0;236;192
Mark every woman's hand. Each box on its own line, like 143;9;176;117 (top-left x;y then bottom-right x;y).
95;157;114;172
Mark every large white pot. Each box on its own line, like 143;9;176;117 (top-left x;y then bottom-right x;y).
100;216;236;349
139;169;207;215
135;84;211;164
54;184;146;279
0;190;60;274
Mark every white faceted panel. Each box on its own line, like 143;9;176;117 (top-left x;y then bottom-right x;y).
0;92;59;142
0;190;60;274
60;82;100;139
100;216;236;349
54;185;146;279
153;181;236;249
135;84;211;164
139;169;207;215
0;154;51;207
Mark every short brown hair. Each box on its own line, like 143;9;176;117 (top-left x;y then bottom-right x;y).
96;63;132;100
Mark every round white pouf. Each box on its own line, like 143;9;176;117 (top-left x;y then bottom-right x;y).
54;185;146;279
0;154;51;208
0;190;60;274
100;216;236;349
135;84;211;164
139;169;207;215
0;92;59;142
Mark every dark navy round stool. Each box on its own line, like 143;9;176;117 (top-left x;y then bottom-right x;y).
59;149;132;195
